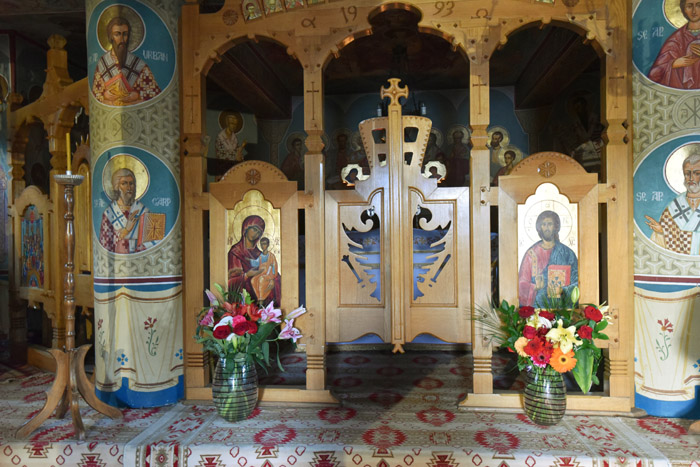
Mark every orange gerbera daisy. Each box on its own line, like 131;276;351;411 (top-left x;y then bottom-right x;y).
550;347;577;373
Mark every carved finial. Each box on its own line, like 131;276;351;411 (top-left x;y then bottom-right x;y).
380;78;409;107
47;35;67;50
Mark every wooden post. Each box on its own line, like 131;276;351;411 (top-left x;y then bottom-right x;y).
302;67;327;391
469;61;493;395
380;79;409;354
181;1;209;397
604;8;634;405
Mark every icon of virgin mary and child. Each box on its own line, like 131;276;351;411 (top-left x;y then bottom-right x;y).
227;215;281;306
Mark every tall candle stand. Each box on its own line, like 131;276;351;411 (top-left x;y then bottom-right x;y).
17;173;122;440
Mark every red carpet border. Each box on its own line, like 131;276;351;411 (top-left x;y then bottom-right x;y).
1;351;700;466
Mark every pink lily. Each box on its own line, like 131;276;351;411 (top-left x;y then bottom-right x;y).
260;302;282;324
205;289;219;306
199;308;215;327
286;305;306;320
279;318;303;343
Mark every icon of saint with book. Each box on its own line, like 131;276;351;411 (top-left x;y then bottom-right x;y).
99;160;165;254
518;210;578;307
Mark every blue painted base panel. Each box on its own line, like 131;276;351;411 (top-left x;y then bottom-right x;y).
97;375;184;408
636;385;700;419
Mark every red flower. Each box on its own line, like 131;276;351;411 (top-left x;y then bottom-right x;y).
657;319;673;333
539;311;555;320
518;306;535;318
222;302;238;315
247;321;258;334
536;327;549;337
237;304;253;317
231;315;250;335
523;326;537;339
578;325;593;339
524;336;553;367
532;348;552;367
523;336;543;357
247;305;262;322
213;325;231;339
584;306;603;323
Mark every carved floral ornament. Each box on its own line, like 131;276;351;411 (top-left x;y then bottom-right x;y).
538;161;557;178
246;169;261;185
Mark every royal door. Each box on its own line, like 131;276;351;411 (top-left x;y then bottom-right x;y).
325;80;472;352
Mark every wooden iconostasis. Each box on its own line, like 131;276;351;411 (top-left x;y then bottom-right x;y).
181;0;633;414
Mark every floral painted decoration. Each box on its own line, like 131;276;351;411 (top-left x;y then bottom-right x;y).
194;283;306;370
476;287;610;393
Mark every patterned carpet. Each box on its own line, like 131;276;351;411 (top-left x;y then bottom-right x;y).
2;349;700;466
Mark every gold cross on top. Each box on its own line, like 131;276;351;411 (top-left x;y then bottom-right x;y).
380;78;409;107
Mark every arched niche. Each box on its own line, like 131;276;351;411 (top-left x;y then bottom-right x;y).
323;4;472;189
11;118;51;196
489;21;605;185
204;36;304;185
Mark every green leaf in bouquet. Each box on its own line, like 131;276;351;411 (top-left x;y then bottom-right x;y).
595;319;608;332
571;347;595;393
275;342;284;371
262;341;270;366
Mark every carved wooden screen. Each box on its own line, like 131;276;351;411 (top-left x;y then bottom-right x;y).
325;81;471;351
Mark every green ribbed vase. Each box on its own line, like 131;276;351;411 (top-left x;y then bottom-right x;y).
523;365;566;426
212;356;258;422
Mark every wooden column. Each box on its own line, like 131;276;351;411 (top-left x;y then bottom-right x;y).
302;66;327;391
181;2;209;397
604;1;634;406
468;59;493;396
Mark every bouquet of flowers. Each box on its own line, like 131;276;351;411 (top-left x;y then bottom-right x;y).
476;287;610;393
195;283;305;370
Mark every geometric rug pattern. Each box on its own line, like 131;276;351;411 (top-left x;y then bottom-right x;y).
2;350;700;466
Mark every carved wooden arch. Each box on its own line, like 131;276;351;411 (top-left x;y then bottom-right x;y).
510;152;587;176
201;33;304;77
496;17;608;60
219;159;287;183
502;152;596;205
54;100;89;132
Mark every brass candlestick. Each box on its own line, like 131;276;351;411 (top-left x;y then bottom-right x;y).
17;173;122;440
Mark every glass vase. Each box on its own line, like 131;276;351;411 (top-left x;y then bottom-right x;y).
212;355;258;422
523;365;566;426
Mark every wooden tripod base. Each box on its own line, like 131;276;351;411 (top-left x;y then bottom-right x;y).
690;420;700;434
16;344;123;440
